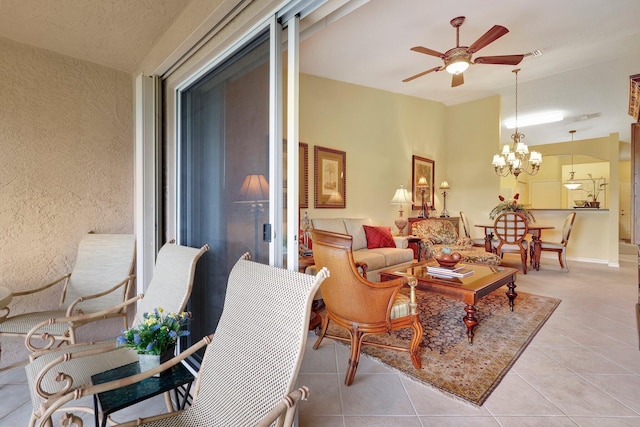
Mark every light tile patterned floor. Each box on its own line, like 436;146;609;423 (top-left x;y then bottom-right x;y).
1;254;638;426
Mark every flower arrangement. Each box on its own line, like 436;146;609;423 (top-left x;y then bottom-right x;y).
117;308;190;355
489;194;535;223
586;173;607;203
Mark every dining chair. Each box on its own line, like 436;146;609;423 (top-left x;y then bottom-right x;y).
310;229;423;386
0;232;136;372
493;212;529;274
539;212;576;272
459;211;495;249
34;254;328;427
25;241;209;427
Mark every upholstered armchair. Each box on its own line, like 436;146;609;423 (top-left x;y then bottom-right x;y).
411;219;501;265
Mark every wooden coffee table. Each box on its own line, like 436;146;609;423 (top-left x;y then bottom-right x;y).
380;260;518;344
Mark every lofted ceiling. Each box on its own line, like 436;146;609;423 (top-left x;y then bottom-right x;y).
1;0;638;153
300;0;640;150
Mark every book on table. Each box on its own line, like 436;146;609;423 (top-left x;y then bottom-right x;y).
427;265;474;278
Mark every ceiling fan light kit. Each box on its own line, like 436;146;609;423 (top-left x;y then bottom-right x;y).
403;16;524;87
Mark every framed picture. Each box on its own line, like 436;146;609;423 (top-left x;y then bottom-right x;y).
299;142;309;208
314;145;346;208
412;155;434;211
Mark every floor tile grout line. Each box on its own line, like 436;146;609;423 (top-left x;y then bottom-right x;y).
575;371;640;416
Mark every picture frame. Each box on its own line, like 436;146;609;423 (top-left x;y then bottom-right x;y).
314;145;346;208
412;155;435;211
299;142;309;208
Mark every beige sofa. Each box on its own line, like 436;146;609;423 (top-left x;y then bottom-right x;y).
309;218;414;282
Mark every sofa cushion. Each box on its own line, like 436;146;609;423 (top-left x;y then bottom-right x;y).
343;218;373;251
369;247;414;267
363;225;396;249
352;250;387;271
311;218;347;235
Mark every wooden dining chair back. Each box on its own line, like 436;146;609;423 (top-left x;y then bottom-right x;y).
310;229;423;386
0;232;136;372
493;212;529;274
35;254;328;427
540;212;576;272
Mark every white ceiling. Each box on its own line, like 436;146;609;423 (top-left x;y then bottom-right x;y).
1;0;638;153
300;0;640;150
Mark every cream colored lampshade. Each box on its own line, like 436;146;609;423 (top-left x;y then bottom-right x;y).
236;174;269;203
390;185;413;236
439;180;450;190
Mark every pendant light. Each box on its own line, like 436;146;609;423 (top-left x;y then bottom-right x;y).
563;130;582;190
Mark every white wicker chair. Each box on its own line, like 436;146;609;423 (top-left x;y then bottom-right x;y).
36;254;328;427
25;241;209;427
0;233;136;371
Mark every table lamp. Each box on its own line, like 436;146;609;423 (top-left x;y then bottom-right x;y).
390;184;414;235
417;176;429;218
439;180;451;218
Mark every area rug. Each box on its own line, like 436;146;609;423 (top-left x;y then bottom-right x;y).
323;287;561;406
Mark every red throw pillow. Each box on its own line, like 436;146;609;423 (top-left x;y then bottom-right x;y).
363;225;396;249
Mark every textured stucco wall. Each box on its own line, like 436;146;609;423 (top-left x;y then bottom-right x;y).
0;36;134;364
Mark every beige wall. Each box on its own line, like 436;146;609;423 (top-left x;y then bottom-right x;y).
0;37;133;364
299;74;447;229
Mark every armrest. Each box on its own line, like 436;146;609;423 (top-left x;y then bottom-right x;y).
393;236;409;249
65;274;135;316
37;335;215;427
11;274;70;298
25;290;143;353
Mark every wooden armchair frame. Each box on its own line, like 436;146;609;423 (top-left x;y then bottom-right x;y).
310;229;423;386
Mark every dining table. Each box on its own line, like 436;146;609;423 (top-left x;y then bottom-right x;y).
475;223;555;271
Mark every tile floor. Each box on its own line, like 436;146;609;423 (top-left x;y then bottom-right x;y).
1;253;638;426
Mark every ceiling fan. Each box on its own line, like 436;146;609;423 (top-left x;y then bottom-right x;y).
403;16;524;87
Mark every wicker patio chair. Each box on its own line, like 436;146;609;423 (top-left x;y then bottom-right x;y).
35;254;328;427
310;229;423;386
0;232;136;371
25;241;209;427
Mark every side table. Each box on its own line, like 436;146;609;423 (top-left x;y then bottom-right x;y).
406;236;423;261
92;361;194;427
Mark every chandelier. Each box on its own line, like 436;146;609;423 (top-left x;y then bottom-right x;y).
492;69;543;178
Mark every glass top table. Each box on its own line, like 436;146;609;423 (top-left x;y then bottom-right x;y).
91;361;194;427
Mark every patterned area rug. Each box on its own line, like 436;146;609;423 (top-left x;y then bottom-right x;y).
323;287;561;406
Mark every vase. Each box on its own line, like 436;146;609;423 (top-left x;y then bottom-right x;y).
588;201;600;208
138;346;175;377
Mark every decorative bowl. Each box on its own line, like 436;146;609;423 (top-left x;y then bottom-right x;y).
574;200;587;207
434;257;458;268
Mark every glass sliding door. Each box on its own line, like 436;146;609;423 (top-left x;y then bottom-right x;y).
178;30;273;364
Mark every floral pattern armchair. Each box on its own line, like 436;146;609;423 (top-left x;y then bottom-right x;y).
412;219;501;266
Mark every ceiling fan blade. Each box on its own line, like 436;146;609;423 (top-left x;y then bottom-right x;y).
474;54;524;65
410;46;445;58
468;25;509;53
403;66;442;82
451;73;464;87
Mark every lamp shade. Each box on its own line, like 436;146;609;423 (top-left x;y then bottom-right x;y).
236;174;269;203
390;185;414;205
439;180;450;190
417;176;429;188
